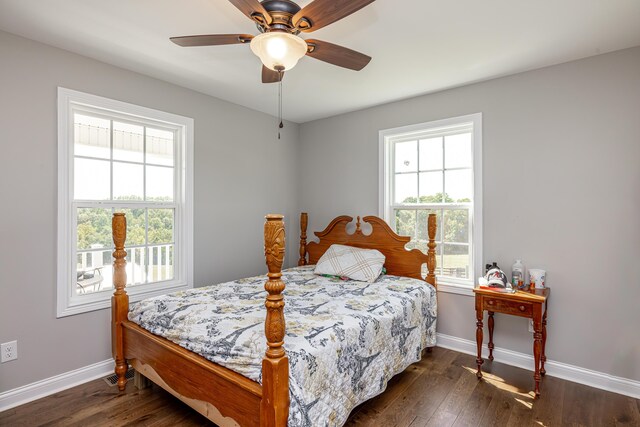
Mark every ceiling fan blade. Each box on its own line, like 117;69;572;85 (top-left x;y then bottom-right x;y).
293;0;375;32
170;34;253;47
228;0;273;25
262;66;284;83
305;39;371;71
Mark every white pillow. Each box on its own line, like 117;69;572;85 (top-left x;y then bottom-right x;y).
314;244;386;283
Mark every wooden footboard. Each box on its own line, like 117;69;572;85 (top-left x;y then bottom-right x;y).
111;213;290;427
124;322;262;426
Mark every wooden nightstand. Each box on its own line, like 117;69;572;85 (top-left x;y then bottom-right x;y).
473;286;550;397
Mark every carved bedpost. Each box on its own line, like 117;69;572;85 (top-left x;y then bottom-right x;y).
298;212;308;266
426;213;438;287
261;215;289;427
111;213;129;391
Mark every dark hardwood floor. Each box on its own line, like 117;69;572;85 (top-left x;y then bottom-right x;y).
1;347;638;426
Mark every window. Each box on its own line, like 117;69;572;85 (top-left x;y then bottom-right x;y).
379;114;482;294
57;88;193;317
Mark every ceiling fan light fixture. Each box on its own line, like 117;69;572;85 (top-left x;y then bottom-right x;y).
250;32;307;71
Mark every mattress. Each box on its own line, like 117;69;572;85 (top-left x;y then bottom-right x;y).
129;265;437;426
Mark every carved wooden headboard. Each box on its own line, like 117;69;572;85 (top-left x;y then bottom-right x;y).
298;213;437;287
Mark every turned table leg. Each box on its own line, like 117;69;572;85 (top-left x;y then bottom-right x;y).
488;311;495;361
476;307;484;379
541;306;547;376
533;309;543;397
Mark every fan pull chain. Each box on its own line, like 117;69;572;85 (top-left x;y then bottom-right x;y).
277;67;284;140
278;78;282;139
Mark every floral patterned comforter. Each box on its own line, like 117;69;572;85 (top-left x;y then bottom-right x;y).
129;265;437;426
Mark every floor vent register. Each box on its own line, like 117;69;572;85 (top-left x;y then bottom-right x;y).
103;367;135;387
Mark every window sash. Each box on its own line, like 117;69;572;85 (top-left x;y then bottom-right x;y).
72;109;178;204
391;205;473;283
73;204;177;249
389;135;473;205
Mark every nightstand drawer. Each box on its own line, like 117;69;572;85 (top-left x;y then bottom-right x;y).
483;297;533;317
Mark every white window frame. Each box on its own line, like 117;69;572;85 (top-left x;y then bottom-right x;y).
57;87;194;317
379;113;482;296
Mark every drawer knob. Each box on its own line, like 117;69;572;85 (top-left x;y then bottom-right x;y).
488;300;494;305
519;305;526;311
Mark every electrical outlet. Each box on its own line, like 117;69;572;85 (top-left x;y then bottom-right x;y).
1;340;18;363
528;320;534;333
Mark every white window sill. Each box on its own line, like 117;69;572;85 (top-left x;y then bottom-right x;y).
57;280;192;318
437;281;475;297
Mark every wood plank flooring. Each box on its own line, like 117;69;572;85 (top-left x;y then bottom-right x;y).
1;347;638;426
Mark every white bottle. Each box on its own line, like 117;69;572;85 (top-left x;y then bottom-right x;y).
512;259;524;289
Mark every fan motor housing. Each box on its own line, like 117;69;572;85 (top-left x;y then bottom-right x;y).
261;0;301;15
257;0;303;33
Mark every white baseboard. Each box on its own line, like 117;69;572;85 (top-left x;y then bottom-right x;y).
2;334;639;413
436;333;640;399
0;359;114;412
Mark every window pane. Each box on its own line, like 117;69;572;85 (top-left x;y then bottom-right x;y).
394;209;416;238
113;121;144;162
74;158;110;200
417;209;442;242
408;210;442;268
443;209;469;243
394;140;417;173
148;244;174;282
443;244;469;279
395;173;417;204
113;162;144;201
114;208;146;246
146;128;174;166
419;137;443;171
77;208;113;250
444;169;472;202
419;171;443;203
445;133;471;169
76;248;111;295
126;247;147;287
146;166;174;201
416;245;442;276
148;209;174;244
74;114;110;159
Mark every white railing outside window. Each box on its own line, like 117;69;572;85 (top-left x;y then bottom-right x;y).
75;244;174;294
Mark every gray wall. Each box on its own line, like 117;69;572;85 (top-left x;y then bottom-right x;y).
298;47;640;381
1;28;638;394
0;31;300;392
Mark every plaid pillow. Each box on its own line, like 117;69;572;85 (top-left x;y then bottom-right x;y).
314;244;386;283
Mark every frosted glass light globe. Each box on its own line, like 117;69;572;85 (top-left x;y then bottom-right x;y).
250;32;307;71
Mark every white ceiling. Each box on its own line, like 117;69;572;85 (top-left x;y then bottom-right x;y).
1;0;639;123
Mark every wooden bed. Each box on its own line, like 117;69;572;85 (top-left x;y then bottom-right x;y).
111;212;437;427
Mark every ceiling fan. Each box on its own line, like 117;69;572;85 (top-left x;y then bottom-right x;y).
170;0;375;83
